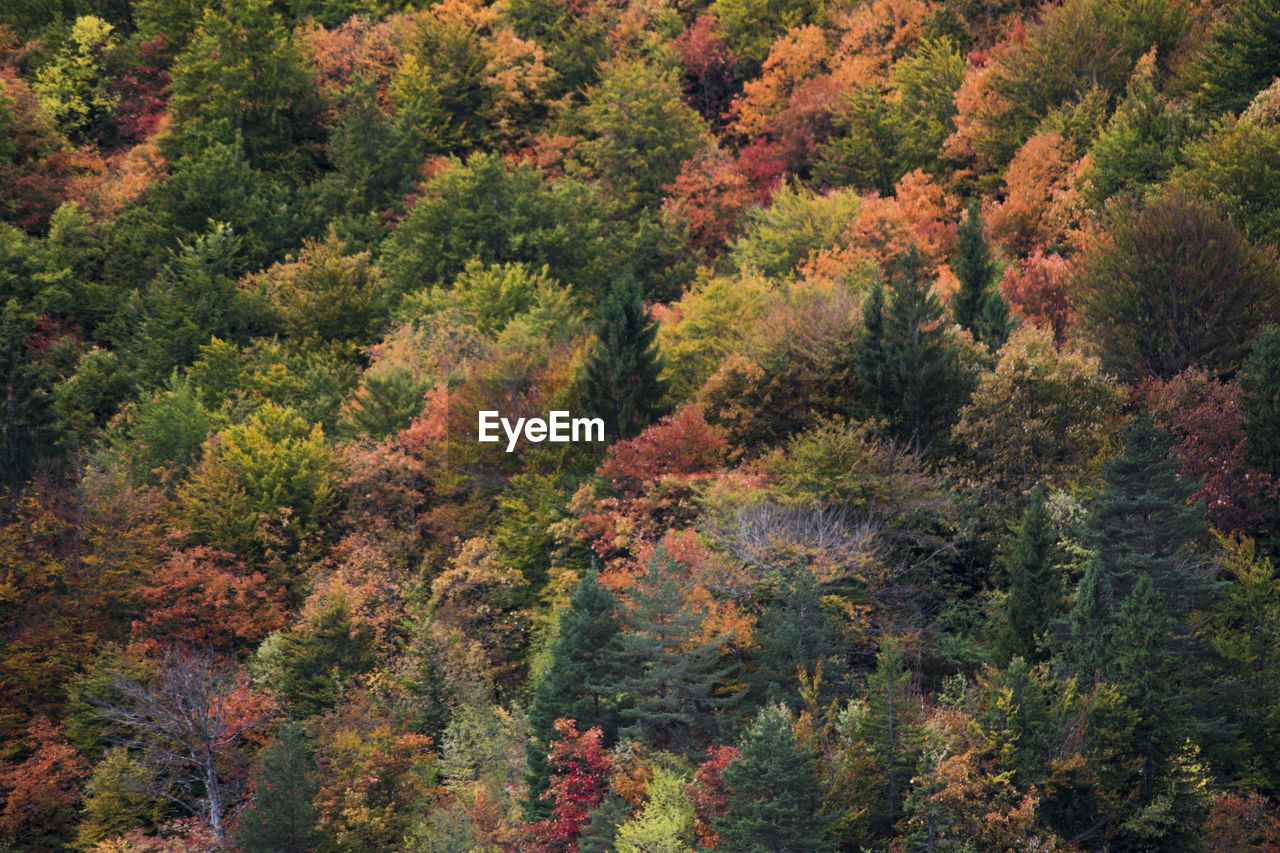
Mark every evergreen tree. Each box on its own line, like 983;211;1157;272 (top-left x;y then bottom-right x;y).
1194;0;1280;117
1240;326;1280;480
234;723;324;853
1061;554;1115;682
855;277;887;420
874;248;975;454
713;704;835;853
578;792;629;853
581;275;668;441
750;568;847;707
524;569;626;820
852;639;921;834
617;548;738;756
998;485;1061;664
953;203;1011;351
1082;417;1210;610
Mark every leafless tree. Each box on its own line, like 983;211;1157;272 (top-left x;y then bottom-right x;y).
86;648;270;846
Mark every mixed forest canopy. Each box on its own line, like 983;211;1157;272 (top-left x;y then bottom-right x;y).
4;0;1280;849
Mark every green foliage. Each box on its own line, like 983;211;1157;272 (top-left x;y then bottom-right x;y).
614;768;696;853
251;598;376;719
579;58;711;212
730;184;861;280
1240;326;1280;480
31;15;118;144
712;0;825;68
167;0;324;173
235;723;325;853
524;569;626;820
380;154;613;302
1073;191;1280;380
398;261;576;339
750;568;847;707
848;639;920;834
1193;0;1280;117
952;202;1008;351
714;703;834;852
581;275;668;441
997;486;1061;664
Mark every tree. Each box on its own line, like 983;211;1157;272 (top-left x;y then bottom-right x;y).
952;202;1009;350
750;568;847;707
998;485;1061;664
614;768;697;853
1241;327;1280;480
1193;0;1280;117
713;704;834;853
849;639;921;835
1072;191;1280;380
525;569;626;819
0;719;87;851
167;0;323;173
235;722;324;853
530;719;612;853
581;276;668;441
83;649;276;847
617;548;738;756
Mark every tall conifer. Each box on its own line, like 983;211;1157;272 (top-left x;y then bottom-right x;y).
581;275;668;440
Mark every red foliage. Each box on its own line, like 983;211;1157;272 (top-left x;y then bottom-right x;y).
132;544;290;655
687;744;739;849
0;719;88;846
672;14;742;125
1204;792;1280;852
661;149;757;258
0;66;74;232
1138;368;1277;534
527;719;612;852
999;250;1073;344
114;35;172;144
735;137;787;198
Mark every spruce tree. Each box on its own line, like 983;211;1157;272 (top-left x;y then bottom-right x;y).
524;569;626;820
952;203;1010;351
234;723;324;853
1082;417;1210;611
1061;554;1115;682
750;568;847;707
617;548;739;756
856;277;887;420
713;704;835;853
998;485;1061;664
1240;326;1280;480
852;639;920;834
581;274;668;440
1194;0;1280;117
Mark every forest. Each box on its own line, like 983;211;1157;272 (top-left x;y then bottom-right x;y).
3;0;1280;849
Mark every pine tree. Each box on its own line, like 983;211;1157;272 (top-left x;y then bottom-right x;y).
1240;326;1280;480
617;548;739;756
998;486;1061;664
578;792;629;853
1082;417;1210;610
524;569;626;820
713;704;835;853
750;568;847;707
880;249;973;455
1061;554;1115;682
235;723;324;853
953;203;995;335
855;276;887;420
852;639;921;834
581;275;668;441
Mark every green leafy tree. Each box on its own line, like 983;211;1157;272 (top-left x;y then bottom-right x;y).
524;569;626;820
235;723;325;853
31;15;119;144
1193;0;1280;117
997;485;1061;664
713;703;835;853
167;0;324;173
581;276;668;441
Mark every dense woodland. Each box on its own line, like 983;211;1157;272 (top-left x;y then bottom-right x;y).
3;0;1280;849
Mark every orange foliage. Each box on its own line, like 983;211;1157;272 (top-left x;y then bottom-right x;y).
0;719;87;846
999;250;1074;343
1204;792;1280;852
65;137;168;220
828;0;932;87
301;14;407;111
661;149;758;258
986;132;1077;257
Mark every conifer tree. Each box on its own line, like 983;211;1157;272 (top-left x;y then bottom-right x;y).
524;569;626;820
852;639;921;834
713;704;835;853
953;202;1008;351
581;275;668;441
1194;0;1280;116
998;485;1060;664
855;277;887;420
617;548;738;755
1240;327;1280;480
750;568;846;707
234;723;324;853
1062;554;1115;682
1082;417;1210;610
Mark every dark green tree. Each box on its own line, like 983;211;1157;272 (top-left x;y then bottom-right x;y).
750;568;847;708
850;639;921;835
581;275;668;441
234;723;325;853
1194;0;1280;117
1240;326;1280;479
577;792;629;853
524;569;626;820
859;249;975;454
1060;554;1115;682
713;703;835;853
997;486;1061;664
855;277;887;420
617;548;738;756
952;202;1008;350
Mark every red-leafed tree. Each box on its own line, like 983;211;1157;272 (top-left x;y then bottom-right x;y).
661;150;757;259
527;719;612;852
131;545;290;656
999;250;1073;344
0;719;88;849
114;35;171;145
1204;792;1280;852
688;744;739;849
671;14;742;127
